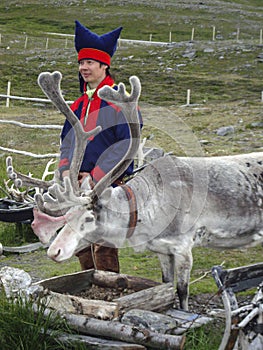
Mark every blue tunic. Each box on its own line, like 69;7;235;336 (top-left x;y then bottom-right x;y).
59;75;142;183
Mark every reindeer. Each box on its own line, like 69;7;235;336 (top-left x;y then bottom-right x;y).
7;71;263;311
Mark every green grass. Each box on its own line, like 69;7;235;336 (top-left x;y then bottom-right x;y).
0;290;87;350
184;321;224;350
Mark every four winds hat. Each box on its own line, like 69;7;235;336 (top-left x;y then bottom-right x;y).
75;20;123;66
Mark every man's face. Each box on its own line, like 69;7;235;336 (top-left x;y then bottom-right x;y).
79;59;107;88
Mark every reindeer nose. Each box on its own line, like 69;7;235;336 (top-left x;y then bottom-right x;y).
54;248;61;259
48;247;61;261
53;249;62;261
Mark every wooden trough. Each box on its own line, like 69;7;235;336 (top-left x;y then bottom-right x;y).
32;270;212;349
35;269;174;320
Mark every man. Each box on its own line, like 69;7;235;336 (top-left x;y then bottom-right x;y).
58;21;142;273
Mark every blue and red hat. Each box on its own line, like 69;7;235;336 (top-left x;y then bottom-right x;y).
75;20;123;66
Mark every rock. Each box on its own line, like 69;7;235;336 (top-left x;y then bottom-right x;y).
200;139;210;145
0;266;32;298
250;121;263;128
216;126;235;136
204;47;214;53
182;50;196;59
0;266;44;300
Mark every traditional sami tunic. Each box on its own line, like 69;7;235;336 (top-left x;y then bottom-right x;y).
59;75;142;183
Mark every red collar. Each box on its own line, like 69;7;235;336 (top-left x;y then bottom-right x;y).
121;184;137;238
83;75;115;98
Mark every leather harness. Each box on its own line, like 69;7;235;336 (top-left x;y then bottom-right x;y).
121;184;138;238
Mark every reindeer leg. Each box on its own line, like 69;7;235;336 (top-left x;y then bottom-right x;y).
174;250;193;311
157;252;175;284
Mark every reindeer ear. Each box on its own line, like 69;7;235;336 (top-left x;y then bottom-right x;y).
99;187;112;205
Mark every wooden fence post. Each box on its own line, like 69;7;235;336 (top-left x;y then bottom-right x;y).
186;89;191;105
24;36;28;49
236;28;240;42
212;26;216;41
191;28;195;41
6;81;11;108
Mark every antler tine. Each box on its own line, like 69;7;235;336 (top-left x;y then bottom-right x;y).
37;71;101;194
6;156;52;191
91;76;141;200
35;192;66;217
34;177;92;217
98;75;141;107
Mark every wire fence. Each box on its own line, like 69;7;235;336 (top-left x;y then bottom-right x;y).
0;25;263;51
1;27;263;107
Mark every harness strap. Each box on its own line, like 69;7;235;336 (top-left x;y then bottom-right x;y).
121;184;138;239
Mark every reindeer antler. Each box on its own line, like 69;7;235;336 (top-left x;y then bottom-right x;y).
98;76;141;106
34;177;92;215
6;156;54;191
91;75;141;200
37;71;101;195
34;74;141;216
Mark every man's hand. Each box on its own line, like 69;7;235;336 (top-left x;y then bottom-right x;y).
78;172;95;189
61;170;95;189
62;169;70;179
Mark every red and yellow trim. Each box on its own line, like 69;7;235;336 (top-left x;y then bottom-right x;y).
90;165;106;183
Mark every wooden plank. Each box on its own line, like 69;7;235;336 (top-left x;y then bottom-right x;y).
115;282;175;313
35;269;94;294
212;263;263;292
122;308;180;334
122;308;212;335
165;308;213;333
63;312;185;350
44;291;119;320
92;270;160;291
36;270;159;294
35;302;185;350
55;332;147;349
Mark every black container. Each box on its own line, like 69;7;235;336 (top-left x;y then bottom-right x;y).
0;198;34;223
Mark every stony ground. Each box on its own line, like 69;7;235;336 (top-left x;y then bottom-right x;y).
0;247;252;318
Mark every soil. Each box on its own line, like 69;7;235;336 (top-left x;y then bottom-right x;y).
75;284;136;302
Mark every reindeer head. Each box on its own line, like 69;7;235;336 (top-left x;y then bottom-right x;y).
30;71;141;262
46;204;96;261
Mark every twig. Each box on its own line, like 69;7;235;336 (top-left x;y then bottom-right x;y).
190;270;211;285
190;261;225;285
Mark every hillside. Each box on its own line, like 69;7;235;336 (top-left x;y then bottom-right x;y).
0;0;263;106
